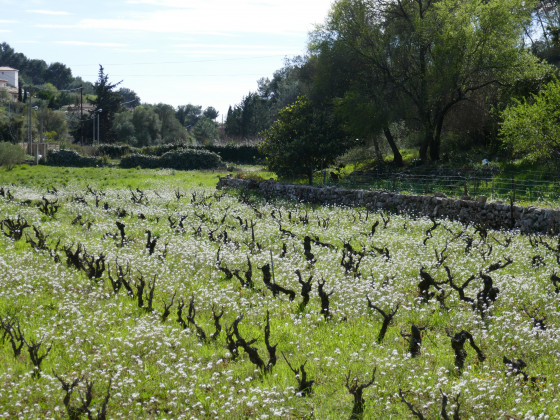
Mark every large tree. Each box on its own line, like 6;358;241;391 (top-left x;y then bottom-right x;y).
118;88;141;108
321;0;549;161
153;103;188;142
260;96;350;184
132;106;161;146
176;104;202;128
35;107;68;140
90;65;122;144
46;62;73;90
225;62;307;139
309;23;405;166
112;111;136;144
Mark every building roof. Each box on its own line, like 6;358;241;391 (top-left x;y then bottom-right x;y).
0;67;18;71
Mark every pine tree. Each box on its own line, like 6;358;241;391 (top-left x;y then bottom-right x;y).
90;65;122;144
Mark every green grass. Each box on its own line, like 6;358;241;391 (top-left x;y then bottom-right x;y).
0;164;231;190
0;166;559;418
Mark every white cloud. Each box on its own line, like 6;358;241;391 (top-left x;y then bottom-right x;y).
125;0;194;7
169;43;304;57
56;41;127;48
115;48;158;54
63;1;333;36
26;9;71;16
0;29;11;33
35;24;75;29
0;19;18;24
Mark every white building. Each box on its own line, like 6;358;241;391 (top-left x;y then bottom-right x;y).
0;67;18;90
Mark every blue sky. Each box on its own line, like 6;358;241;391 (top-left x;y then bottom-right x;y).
0;0;334;118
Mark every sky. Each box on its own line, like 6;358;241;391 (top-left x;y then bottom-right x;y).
0;0;334;119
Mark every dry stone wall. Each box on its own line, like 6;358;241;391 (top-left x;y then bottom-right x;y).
217;177;560;235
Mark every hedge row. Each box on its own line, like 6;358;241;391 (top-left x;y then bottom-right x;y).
43;150;105;167
137;144;263;164
204;145;264;165
119;148;225;170
48;143;262;167
97;144;137;159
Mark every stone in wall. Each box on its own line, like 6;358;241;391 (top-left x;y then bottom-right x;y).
217;177;560;235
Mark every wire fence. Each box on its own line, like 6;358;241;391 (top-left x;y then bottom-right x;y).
313;170;560;208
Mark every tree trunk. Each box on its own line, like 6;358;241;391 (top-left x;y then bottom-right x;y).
383;125;403;166
419;128;432;162
429;113;446;162
307;168;313;185
372;135;383;162
429;138;439;161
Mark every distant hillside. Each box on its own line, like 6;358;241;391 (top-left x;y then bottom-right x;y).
0;42;94;94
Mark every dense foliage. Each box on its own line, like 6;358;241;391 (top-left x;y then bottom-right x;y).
132;144;262;165
228;0;560;171
0;142;26;167
119;148;224;170
0;43;219;147
44;149;105;168
260;96;350;184
225;66;304;140
0;42;91;92
500;78;560;165
96;144;136;159
204;144;264;165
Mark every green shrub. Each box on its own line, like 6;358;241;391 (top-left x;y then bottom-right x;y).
0;142;26;168
203;145;264;164
97;144;137;159
43;149;105;168
160;148;224;170
119;153;160;169
137;144;262;164
140;144;183;156
120;148;224;170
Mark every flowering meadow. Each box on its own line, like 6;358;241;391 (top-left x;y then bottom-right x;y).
0;167;559;419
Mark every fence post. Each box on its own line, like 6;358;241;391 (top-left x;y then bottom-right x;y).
509;194;515;228
474;178;477;196
512;177;516;203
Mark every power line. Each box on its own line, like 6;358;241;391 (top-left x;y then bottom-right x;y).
78;73;268;78
67;54;293;67
59;86;83;92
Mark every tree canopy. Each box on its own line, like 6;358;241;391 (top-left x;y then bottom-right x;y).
89;65;123;144
500;78;560;164
315;0;550;161
260;96;350;184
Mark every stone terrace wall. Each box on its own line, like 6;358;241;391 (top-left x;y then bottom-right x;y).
217;177;560;235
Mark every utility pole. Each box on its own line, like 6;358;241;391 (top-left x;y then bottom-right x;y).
80;85;83;146
27;100;31;153
27;94;37;156
97;109;102;144
60;85;84;144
